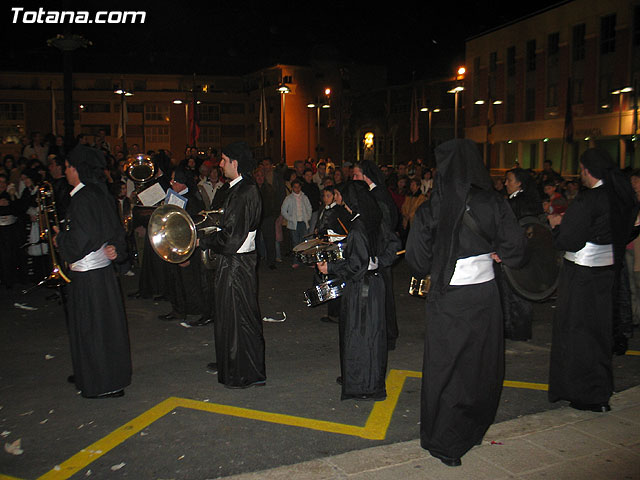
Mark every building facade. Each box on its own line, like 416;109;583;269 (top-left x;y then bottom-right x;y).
465;0;640;173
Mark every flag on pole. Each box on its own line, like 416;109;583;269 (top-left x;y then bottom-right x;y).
409;85;419;143
50;83;57;136
188;96;200;146
117;94;128;139
563;78;574;144
632;78;638;137
259;77;268;146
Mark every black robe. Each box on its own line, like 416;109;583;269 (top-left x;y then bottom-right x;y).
57;183;131;397
165;188;206;316
327;216;399;400
138;175;172;298
548;185;615;406
407;187;525;460
498;190;544;341
200;176;265;388
0;190;23;287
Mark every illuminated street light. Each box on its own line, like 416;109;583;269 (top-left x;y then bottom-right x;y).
612;86;634;167
307;88;331;155
278;83;291;163
447;86;465;138
420;107;441;151
114;85;133;154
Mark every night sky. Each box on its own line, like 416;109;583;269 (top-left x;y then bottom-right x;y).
3;1;565;84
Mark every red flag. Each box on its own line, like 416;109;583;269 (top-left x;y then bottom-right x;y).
188;97;200;146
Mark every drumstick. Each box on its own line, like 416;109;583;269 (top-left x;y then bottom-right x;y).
337;218;349;234
396;250;406;255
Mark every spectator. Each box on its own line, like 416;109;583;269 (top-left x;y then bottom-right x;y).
22;131;49;163
281;178;312;268
389;175;409;212
301;168;321;232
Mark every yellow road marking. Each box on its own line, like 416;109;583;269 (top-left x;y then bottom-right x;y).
0;475;26;480
0;370;552;479
627;350;640;356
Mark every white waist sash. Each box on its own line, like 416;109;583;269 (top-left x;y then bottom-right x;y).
236;230;256;253
70;243;111;272
564;242;613;267
0;215;17;226
450;253;495;286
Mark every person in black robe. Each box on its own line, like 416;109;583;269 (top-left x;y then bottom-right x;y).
312;186;350;323
158;167;209;325
353;161;402;350
548;148;637;412
318;181;400;401
135;153;172;300
0;173;23;288
498;167;545;341
199;142;266;388
54;145;131;398
406;139;526;467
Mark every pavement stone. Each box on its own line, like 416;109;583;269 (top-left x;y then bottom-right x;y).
222;385;640;480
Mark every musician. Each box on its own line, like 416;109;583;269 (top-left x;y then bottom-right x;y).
353;161;401;350
199;141;266;389
317;180;400;401
158;167;210;326
313;186;350;323
53;145;131;398
548;148;636;413
406;139;526;467
500;167;544;341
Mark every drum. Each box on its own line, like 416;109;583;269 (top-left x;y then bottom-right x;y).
408;276;430;298
293;238;325;252
324;242;346;261
304;279;346;307
502;215;563;301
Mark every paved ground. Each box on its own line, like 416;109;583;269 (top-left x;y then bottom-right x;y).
0;255;639;479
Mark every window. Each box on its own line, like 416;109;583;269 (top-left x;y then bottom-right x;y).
199;104;220;122
573;24;586;61
525;88;536;121
220;103;245;115
547;83;558;108
0;103;25;144
548;32;560;56
526;40;536;72
81;103;110;113
221;125;245;137
145;126;169;143
507;46;516;77
199;125;221;144
572;78;584;104
506;93;515;123
144;104;169;122
635;7;640;46
601;14;616;54
0;103;24;121
489;52;497;73
80;125;111;136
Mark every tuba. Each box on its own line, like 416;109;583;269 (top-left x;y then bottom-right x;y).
35;181;70;287
124;154;155;185
147;205;223;268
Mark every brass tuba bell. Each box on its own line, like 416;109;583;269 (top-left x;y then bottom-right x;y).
124;154;155;184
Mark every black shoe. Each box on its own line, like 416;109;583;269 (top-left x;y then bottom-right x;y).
321;316;338;324
569;402;611;413
438;456;462;467
207;362;218;373
187;317;213;327
67;375;75;384
127;291;142;299
153;295;167;302
336;376;343;385
158;311;184;321
83;390;125;399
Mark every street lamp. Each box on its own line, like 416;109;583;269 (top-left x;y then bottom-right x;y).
114;85;133;155
278;83;291;164
420;107;440;151
612;86;633;167
307;88;331;157
447;86;464;139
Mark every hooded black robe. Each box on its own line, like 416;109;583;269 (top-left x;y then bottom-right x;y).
57;181;131;397
549;149;636;407
406;139;526;461
199;175;265;388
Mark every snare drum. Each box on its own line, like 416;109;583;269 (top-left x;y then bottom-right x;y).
293;238;325;252
324;242;346;261
304;279;346;307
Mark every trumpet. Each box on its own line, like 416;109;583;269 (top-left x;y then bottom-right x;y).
32;182;70;289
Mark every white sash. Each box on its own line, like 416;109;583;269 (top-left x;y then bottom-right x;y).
564;242;613;267
450;253;495;286
70;243;111;272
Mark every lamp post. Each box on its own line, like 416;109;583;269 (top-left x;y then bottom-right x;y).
420;107;440;152
307;88;331;157
278;83;291;164
114;85;133;156
447;86;464;139
612;87;633;167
